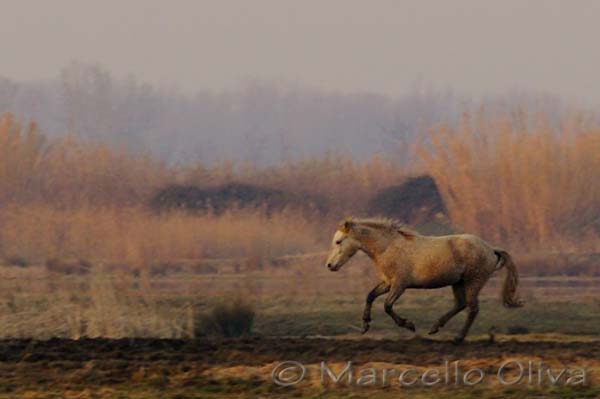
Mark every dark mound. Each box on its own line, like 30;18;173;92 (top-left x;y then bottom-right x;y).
368;175;446;224
150;182;324;214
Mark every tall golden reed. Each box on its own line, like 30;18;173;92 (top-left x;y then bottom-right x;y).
421;110;600;251
1;110;598;266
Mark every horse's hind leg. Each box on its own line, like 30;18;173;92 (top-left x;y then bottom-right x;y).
361;282;390;334
383;285;416;332
453;281;484;344
428;281;466;335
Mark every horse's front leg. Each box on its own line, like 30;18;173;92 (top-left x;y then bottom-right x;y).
361;282;390;334
384;284;416;332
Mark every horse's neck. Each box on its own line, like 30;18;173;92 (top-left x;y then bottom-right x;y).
356;228;395;259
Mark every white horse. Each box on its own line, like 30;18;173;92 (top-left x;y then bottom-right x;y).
325;218;523;343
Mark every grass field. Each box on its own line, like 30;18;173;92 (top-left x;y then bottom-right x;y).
0;262;598;398
1;260;599;339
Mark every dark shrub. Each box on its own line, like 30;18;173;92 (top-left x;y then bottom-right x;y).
506;325;530;335
45;258;92;275
149;261;184;276
195;299;255;338
367;175;446;224
4;255;30;267
192;263;219;274
150;182;325;215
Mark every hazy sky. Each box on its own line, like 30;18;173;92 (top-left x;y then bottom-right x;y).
2;0;600;103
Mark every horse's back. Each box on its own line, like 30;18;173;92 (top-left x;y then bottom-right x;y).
406;234;496;288
436;233;496;262
439;233;499;277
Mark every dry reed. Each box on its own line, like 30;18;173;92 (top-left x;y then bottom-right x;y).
421;110;600;252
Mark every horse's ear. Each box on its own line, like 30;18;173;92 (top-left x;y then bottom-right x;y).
341;218;354;233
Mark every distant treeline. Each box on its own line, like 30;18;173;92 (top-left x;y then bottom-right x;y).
0;63;576;166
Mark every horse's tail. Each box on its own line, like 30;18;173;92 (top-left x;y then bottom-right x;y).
494;249;524;308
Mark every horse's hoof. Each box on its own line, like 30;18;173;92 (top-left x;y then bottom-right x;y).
361;322;370;334
451;337;464;345
428;326;439;335
405;322;416;332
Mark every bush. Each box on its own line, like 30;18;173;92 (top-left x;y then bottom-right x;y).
45;258;92;275
151;183;294;214
195;299;255;338
192;263;218;275
150;182;329;218
506;325;530;335
4;255;30;267
367;175;446;224
149;261;184;276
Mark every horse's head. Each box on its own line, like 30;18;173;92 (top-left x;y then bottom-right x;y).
326;219;362;271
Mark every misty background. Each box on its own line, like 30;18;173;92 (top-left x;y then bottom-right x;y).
0;64;461;164
0;65;576;166
1;1;599;164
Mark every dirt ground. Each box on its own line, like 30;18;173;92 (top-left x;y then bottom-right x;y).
0;337;598;398
0;268;598;398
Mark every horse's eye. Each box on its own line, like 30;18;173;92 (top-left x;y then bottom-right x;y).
335;240;342;245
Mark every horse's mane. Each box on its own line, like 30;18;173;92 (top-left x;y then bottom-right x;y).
350;217;420;239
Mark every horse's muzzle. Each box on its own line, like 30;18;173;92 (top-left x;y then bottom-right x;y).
327;263;339;271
